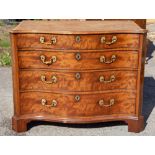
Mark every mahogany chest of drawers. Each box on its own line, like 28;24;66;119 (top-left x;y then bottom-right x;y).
10;20;147;133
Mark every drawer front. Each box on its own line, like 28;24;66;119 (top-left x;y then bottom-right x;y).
19;70;137;91
17;34;139;50
18;51;138;69
20;92;136;116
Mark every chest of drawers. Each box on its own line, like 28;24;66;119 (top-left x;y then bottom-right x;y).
10;20;147;133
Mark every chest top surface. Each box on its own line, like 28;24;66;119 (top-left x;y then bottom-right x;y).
11;20;146;34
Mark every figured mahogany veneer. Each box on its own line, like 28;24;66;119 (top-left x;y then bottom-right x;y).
11;20;147;133
16;34;140;50
18;50;139;70
20;91;136;116
19;70;137;92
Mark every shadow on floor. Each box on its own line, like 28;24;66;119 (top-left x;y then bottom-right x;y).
143;39;155;123
143;77;155;122
28;120;125;130
145;39;155;63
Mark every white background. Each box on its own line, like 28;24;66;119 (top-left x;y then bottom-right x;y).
1;0;155;19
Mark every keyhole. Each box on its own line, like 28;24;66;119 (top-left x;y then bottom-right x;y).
75;53;81;61
75;73;81;80
75;95;80;102
75;36;81;42
51;37;56;44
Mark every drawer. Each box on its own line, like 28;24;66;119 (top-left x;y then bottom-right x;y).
19;70;137;92
20;91;136;116
16;34;139;50
18;51;138;69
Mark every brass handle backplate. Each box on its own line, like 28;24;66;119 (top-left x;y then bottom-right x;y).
98;99;115;107
40;36;57;45
41;99;57;107
101;36;117;45
100;55;116;64
99;75;115;83
41;75;57;84
40;55;57;65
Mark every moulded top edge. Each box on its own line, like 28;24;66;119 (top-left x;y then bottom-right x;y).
10;20;147;34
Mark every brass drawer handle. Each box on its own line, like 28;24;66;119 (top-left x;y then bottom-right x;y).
99;75;115;83
40;55;57;65
100;55;116;64
75;95;80;102
41;75;57;84
101;36;117;45
98;99;115;107
40;36;57;45
41;99;57;107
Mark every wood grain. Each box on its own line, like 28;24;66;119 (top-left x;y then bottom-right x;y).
10;34;20;116
11;20;146;34
19;70;137;92
18;51;139;70
16;34;140;50
20;91;136;117
105;19;146;29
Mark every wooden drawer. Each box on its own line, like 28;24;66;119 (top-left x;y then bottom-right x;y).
18;51;138;69
20;91;136;116
16;34;139;50
19;70;137;92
